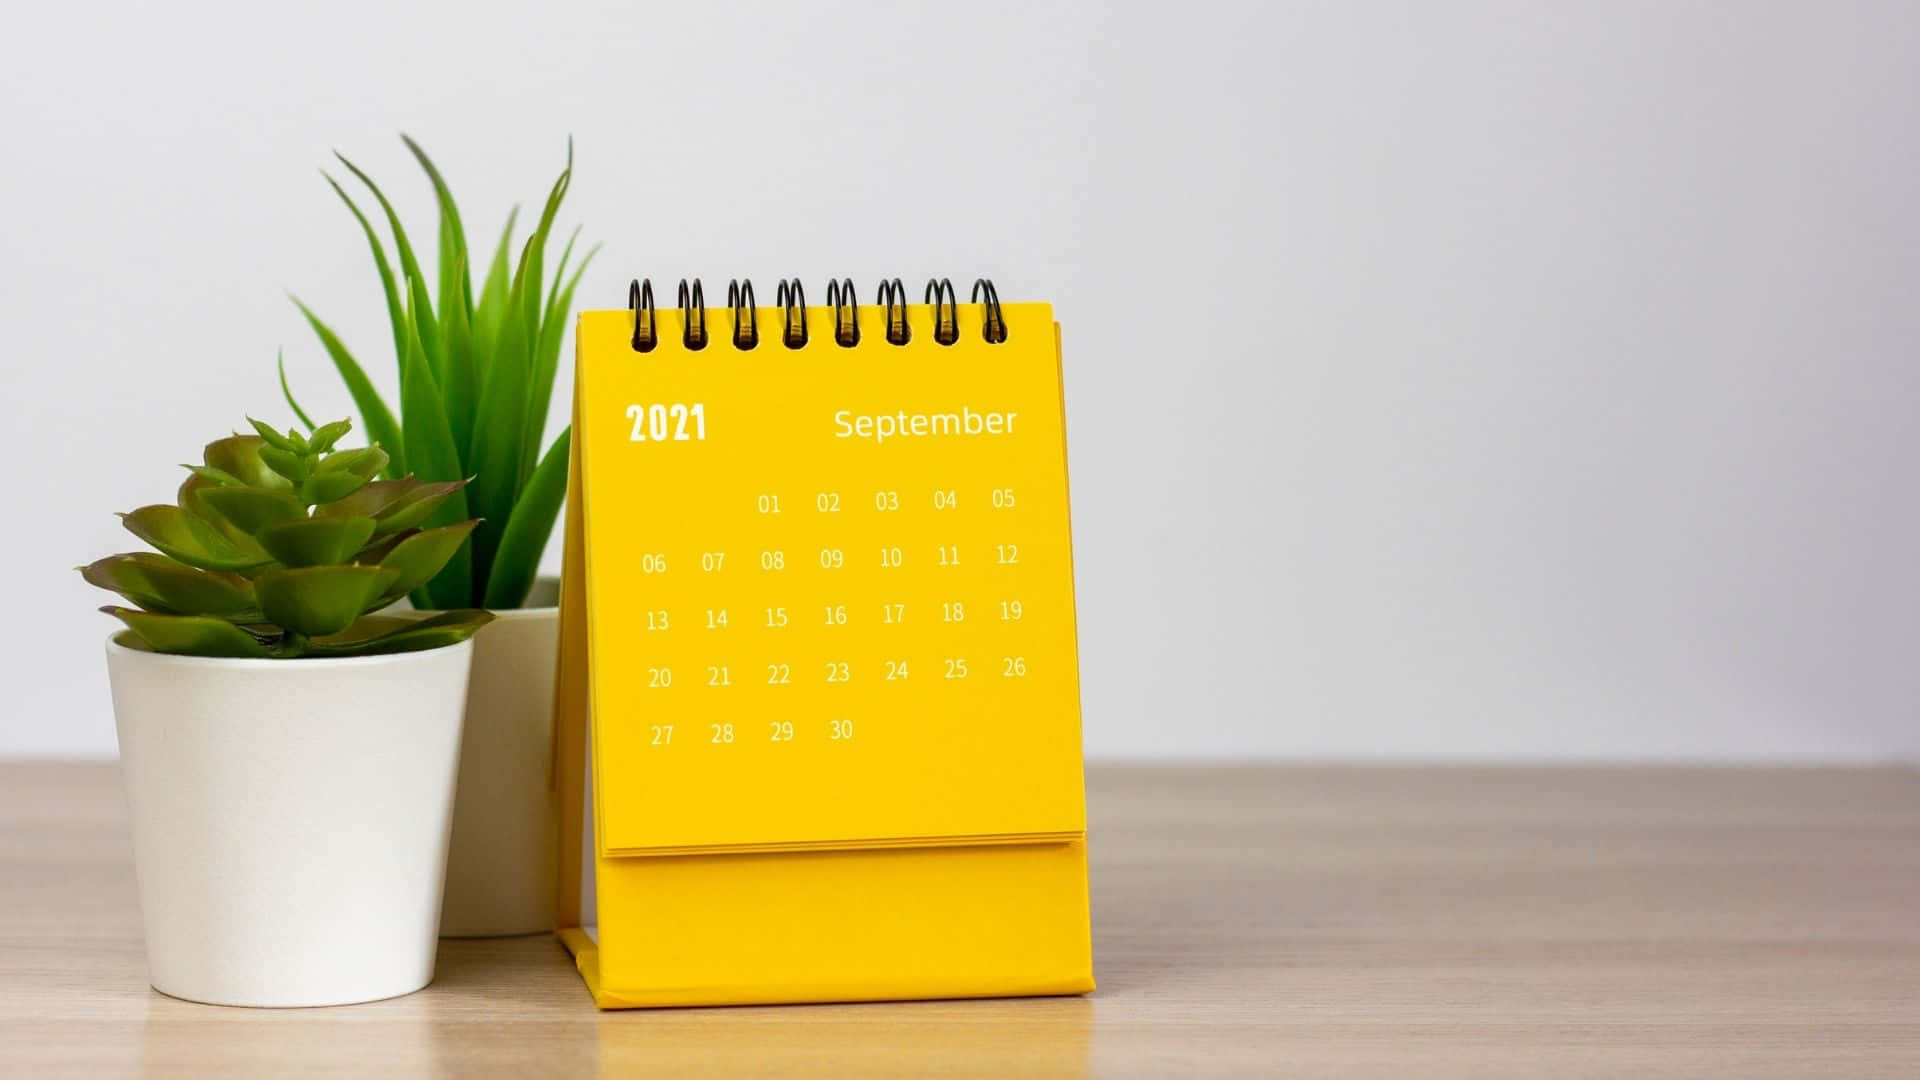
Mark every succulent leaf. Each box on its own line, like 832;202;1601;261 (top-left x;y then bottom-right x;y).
82;555;176;612
91;416;485;657
316;445;388;479
122;505;271;572
374;520;478;600
308;609;494;657
184;464;245;487
103;607;274;658
203;435;292;491
303;469;372;505
195;486;307;534
317;476;471;536
258;445;310;486
377;479;470;536
248;418;307;454
253;565;402;637
313;476;419;520
82;554;257;618
177;473;274;554
254;515;378;568
307;418;354;454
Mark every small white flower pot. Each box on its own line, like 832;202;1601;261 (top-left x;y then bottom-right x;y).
106;636;474;1008
436;583;560;938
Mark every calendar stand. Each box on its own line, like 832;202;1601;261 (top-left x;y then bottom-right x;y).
554;282;1093;1008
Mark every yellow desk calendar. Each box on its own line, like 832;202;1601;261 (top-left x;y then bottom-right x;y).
554;277;1094;1008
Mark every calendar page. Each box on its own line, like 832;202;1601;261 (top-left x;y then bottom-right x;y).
575;302;1087;855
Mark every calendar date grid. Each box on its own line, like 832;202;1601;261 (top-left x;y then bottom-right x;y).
623;483;1052;750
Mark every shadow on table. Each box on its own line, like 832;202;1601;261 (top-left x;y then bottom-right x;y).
588;995;1091;1077
419;934;1092;1077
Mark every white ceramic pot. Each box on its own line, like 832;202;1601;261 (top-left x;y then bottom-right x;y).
106;637;474;1008
436;578;560;937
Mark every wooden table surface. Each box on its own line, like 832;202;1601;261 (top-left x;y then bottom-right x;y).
2;762;1917;1077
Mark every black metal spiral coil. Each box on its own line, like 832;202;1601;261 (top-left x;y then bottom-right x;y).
626;278;1009;352
676;279;708;350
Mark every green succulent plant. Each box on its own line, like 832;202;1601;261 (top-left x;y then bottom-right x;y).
282;135;594;612
83;417;494;658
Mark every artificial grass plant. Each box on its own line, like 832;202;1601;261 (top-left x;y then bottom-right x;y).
284;135;595;610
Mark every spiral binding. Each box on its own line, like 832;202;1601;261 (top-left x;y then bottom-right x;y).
627;277;1007;352
876;279;910;346
924;278;959;346
629;279;656;352
726;279;759;349
776;279;809;347
970;279;1006;344
676;279;708;350
826;279;859;347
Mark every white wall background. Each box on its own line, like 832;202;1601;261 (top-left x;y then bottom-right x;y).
2;2;1916;759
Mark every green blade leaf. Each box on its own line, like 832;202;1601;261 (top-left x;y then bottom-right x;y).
441;255;479;470
334;150;432;339
254;565;402;638
466;244;535;599
255;515;378;568
121;505;272;572
472;206;520;374
497;149;572;475
82;554;258;619
401;135;472;327
549;240;600;327
484;427;568;609
406;270;445;384
103;607;274;658
399;314;473;606
194;485;307;534
516;144;573;364
374;520;478;599
277;350;318;431
291;297;405;478
400;316;463;488
524;245;597;476
321;171;408;373
543;225;582;318
307;609;494;657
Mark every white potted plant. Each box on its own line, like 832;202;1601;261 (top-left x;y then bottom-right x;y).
85;416;493;1006
283;136;589;937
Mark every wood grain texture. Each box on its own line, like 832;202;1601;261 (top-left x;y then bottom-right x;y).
2;762;1917;1077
